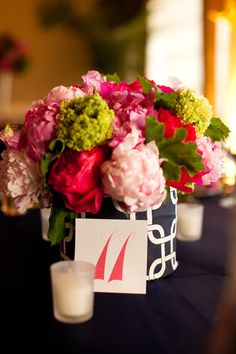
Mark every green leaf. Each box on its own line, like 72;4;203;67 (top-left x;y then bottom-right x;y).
137;75;156;94
146;116;205;180
158;127;187;147
205;117;230;142
145;115;164;143
48;197;76;245
158;130;204;177
49;138;65;153
162;160;181;181
41;153;52;176
163;186;171;204
155;90;177;110
106;73;120;83
41;138;65;177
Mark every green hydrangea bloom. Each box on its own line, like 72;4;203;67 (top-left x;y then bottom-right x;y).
56;93;114;151
175;88;213;135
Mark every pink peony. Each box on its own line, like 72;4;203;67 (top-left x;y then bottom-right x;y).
45;85;84;103
196;135;225;185
19;100;60;161
101;138;166;212
80;70;106;93
19;84;85;161
0;149;46;213
99;80;155;148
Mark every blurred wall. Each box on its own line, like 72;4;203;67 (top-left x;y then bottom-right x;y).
0;0;91;103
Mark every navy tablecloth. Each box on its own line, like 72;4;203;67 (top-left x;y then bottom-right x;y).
0;196;231;354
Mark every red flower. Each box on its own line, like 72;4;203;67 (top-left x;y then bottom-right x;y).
166;168;207;193
157;108;196;142
157;108;205;192
48;146;110;214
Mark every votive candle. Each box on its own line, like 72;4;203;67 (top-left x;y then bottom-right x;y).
50;260;95;324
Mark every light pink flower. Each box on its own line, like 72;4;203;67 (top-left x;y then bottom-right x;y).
101;138;166;212
112;127;143;158
81;70;106;93
45;85;84;103
197;135;225;185
0;149;46;213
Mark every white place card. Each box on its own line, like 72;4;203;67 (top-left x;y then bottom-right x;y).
74;218;148;294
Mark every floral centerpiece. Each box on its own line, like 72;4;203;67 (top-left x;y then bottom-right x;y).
0;33;30;74
0;70;230;246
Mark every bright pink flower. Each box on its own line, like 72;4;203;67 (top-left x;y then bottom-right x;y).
100;80;142;97
101;136;166;212
48;146;110;214
158;85;174;93
99;80;155;147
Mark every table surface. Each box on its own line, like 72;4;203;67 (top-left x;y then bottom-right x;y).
0;196;232;354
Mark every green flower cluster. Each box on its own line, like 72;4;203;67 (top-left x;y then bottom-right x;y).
175;88;213;135
56;93;114;151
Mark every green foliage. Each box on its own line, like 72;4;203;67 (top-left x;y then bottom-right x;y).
138;75;156;94
205;117;231;142
41;139;65;177
145;116;204;181
155;90;177;110
145;114;164;142
48;195;76;245
106;73;121;83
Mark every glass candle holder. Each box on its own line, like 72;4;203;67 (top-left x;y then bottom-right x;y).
50;260;95;324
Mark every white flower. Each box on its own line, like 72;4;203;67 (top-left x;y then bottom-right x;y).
0;149;45;213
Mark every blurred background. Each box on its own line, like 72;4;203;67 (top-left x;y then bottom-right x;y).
0;0;148;104
0;0;236;191
0;1;231;108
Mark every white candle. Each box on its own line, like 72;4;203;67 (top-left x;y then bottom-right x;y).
177;203;204;241
50;260;95;323
53;273;93;317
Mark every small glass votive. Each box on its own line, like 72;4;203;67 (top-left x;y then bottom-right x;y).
50;260;95;324
177;202;204;241
40;208;51;241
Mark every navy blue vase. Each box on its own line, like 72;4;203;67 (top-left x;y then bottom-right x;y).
60;187;178;281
